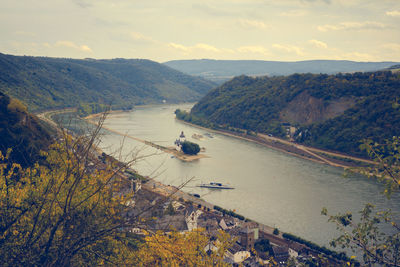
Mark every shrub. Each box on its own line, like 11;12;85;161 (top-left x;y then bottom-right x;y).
181;141;200;155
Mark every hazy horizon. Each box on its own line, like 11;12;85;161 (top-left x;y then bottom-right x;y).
1;0;399;62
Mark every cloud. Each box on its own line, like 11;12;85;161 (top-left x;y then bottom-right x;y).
272;44;304;56
168;42;220;54
280;10;307;17
55;41;93;53
80;45;92;53
301;0;331;4
72;0;92;8
192;3;234;17
237;46;270;56
239;19;269;29
386;10;400;17
341;52;377;61
308;39;328;48
194;43;220;52
382;43;400;52
318;21;387;31
130;32;155;43
14;31;36;37
168;42;190;52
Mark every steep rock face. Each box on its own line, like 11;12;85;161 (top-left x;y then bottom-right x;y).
280;91;356;125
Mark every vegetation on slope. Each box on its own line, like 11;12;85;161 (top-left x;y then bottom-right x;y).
0;91;51;167
0;53;216;112
184;71;400;156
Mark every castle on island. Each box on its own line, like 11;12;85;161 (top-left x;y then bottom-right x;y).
174;131;186;151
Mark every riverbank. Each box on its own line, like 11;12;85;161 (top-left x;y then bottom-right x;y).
175;118;376;170
43;107;375;169
84;107;375;169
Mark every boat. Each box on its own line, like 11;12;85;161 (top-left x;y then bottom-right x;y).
204;133;214;138
192;133;204;140
197;182;234;189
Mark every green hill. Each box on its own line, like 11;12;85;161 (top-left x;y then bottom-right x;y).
0;91;52;167
0;53;216;112
181;71;400;156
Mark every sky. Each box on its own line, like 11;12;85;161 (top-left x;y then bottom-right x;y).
1;0;400;62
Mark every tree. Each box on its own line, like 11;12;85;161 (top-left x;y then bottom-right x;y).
181;141;201;155
273;228;279;235
137;228;233;266
322;137;400;266
254;238;273;255
0;112;235;266
0;113;142;266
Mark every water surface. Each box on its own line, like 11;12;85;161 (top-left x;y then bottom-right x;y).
83;104;399;248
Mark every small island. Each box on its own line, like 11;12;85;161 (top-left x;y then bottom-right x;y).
173;131;206;161
84;115;208;162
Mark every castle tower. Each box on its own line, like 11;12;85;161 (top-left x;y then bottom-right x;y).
179;131;186;143
175;131;186;151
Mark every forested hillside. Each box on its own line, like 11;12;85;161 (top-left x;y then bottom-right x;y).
0;53;216;112
182;71;400;156
0;91;51;166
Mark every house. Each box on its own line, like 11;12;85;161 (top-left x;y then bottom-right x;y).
272;245;290;264
219;218;237;230
219;218;228;230
130;179;141;193
288;247;298;258
198;215;220;233
225;242;251;264
162;200;184;211
185;206;203;231
204;241;218;255
242;256;265;267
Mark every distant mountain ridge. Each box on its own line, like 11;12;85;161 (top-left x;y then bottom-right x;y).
164;59;399;83
0;53;216;112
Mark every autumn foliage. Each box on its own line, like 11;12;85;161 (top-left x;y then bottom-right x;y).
137;229;233;266
0;119;234;266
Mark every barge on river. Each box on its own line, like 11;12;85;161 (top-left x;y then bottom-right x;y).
197;182;234;189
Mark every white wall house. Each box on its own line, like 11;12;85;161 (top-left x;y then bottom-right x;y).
185;209;203;231
225;243;250;264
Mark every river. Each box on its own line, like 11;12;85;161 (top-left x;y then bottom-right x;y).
60;103;400;248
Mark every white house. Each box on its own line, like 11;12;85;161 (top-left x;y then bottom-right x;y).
185;207;203;231
225;243;250;264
